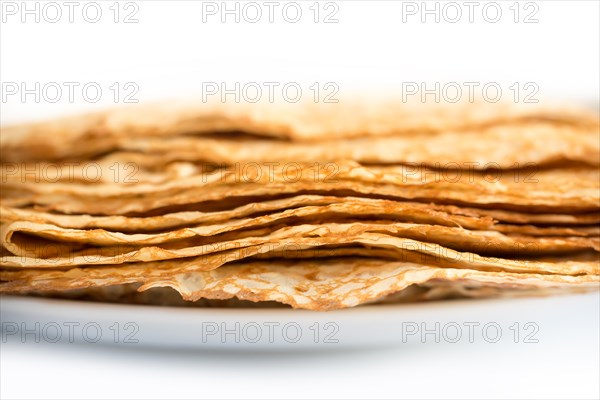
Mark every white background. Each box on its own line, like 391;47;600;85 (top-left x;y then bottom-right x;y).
2;293;600;399
1;0;599;124
1;1;599;399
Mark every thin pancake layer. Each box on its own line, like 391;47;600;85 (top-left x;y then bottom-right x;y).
2;220;599;268
2;257;598;310
3;197;598;231
3;99;598;161
4;163;599;214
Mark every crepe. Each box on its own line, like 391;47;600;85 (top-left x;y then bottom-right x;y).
4;163;599;215
1;100;599;309
3;215;599;268
5;120;597;170
33;280;595;307
2;99;598;162
2;201;596;256
2;257;598;310
3;196;599;232
0;196;496;231
5;160;599;198
111;122;600;168
143;258;599;310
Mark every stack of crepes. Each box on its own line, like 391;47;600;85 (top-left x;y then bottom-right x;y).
1;99;599;310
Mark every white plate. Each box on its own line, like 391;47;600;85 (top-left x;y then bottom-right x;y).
2;293;597;350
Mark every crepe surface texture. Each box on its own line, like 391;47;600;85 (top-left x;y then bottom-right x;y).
1;99;599;310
